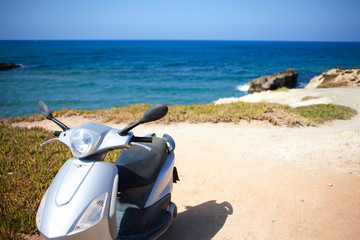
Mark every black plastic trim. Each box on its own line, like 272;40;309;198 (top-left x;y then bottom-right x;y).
116;194;172;239
173;167;180;183
131;136;153;143
54;131;62;136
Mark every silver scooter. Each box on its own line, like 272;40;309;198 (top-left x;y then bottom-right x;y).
36;101;179;240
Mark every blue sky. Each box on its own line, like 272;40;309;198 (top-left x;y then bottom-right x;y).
1;0;359;41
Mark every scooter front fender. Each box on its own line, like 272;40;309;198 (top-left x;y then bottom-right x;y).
37;158;118;240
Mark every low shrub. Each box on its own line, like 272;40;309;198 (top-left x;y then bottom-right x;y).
290;104;357;123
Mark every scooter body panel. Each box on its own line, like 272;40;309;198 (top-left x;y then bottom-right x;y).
36;102;177;240
145;152;175;208
37;158;118;240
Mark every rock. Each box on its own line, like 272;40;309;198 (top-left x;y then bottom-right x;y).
248;68;298;93
0;63;22;71
305;67;360;89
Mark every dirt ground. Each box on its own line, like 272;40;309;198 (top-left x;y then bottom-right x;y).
17;87;360;240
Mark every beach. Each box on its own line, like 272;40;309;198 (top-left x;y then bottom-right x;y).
16;87;360;240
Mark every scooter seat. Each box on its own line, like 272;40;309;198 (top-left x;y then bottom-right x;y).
115;137;168;189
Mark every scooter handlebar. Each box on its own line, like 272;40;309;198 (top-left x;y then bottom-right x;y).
131;136;153;143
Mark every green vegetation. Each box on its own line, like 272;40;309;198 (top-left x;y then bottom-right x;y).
290;104;356;123
0;125;70;239
0;102;357;238
272;87;289;92
3;101;356;127
0;124;121;239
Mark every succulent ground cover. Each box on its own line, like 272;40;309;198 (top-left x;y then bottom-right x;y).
0;102;357;238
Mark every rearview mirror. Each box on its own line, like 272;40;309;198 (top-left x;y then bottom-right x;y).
141;104;168;123
119;104;168;136
38;101;69;130
38;101;53;119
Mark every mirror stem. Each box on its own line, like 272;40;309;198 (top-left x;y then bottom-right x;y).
51;117;69;131
119;120;143;136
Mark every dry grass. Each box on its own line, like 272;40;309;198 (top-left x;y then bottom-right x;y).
0;101;357;238
0;124;122;239
2;102;356;127
301;96;320;101
88;102;316;126
0;124;72;239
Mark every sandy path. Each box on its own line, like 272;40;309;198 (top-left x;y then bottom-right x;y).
16;87;360;240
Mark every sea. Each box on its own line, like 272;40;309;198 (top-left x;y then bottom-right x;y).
1;40;360;118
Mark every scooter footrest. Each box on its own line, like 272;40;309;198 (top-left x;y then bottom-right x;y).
148;210;171;231
117;211;171;240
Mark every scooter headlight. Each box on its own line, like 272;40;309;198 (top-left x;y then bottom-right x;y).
74;193;108;231
70;129;101;158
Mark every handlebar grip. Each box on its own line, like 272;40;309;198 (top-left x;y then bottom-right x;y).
132;136;153;143
54;131;62;136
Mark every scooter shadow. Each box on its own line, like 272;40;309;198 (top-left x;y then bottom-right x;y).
158;200;233;240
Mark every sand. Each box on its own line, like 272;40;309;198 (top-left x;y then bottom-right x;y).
16;87;360;240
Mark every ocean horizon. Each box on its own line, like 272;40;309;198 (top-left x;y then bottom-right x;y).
1;40;360;118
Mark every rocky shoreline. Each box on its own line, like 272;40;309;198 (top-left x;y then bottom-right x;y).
305;67;360;88
248;68;298;93
0;63;22;71
215;67;360;107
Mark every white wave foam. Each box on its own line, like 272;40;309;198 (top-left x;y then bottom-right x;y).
236;84;249;92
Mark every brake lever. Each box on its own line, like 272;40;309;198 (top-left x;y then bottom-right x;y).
130;142;152;151
40;138;59;147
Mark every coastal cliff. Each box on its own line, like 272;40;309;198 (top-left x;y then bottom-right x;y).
248;68;298;93
305;67;360;88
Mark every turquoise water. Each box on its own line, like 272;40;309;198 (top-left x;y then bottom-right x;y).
1;40;360;118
